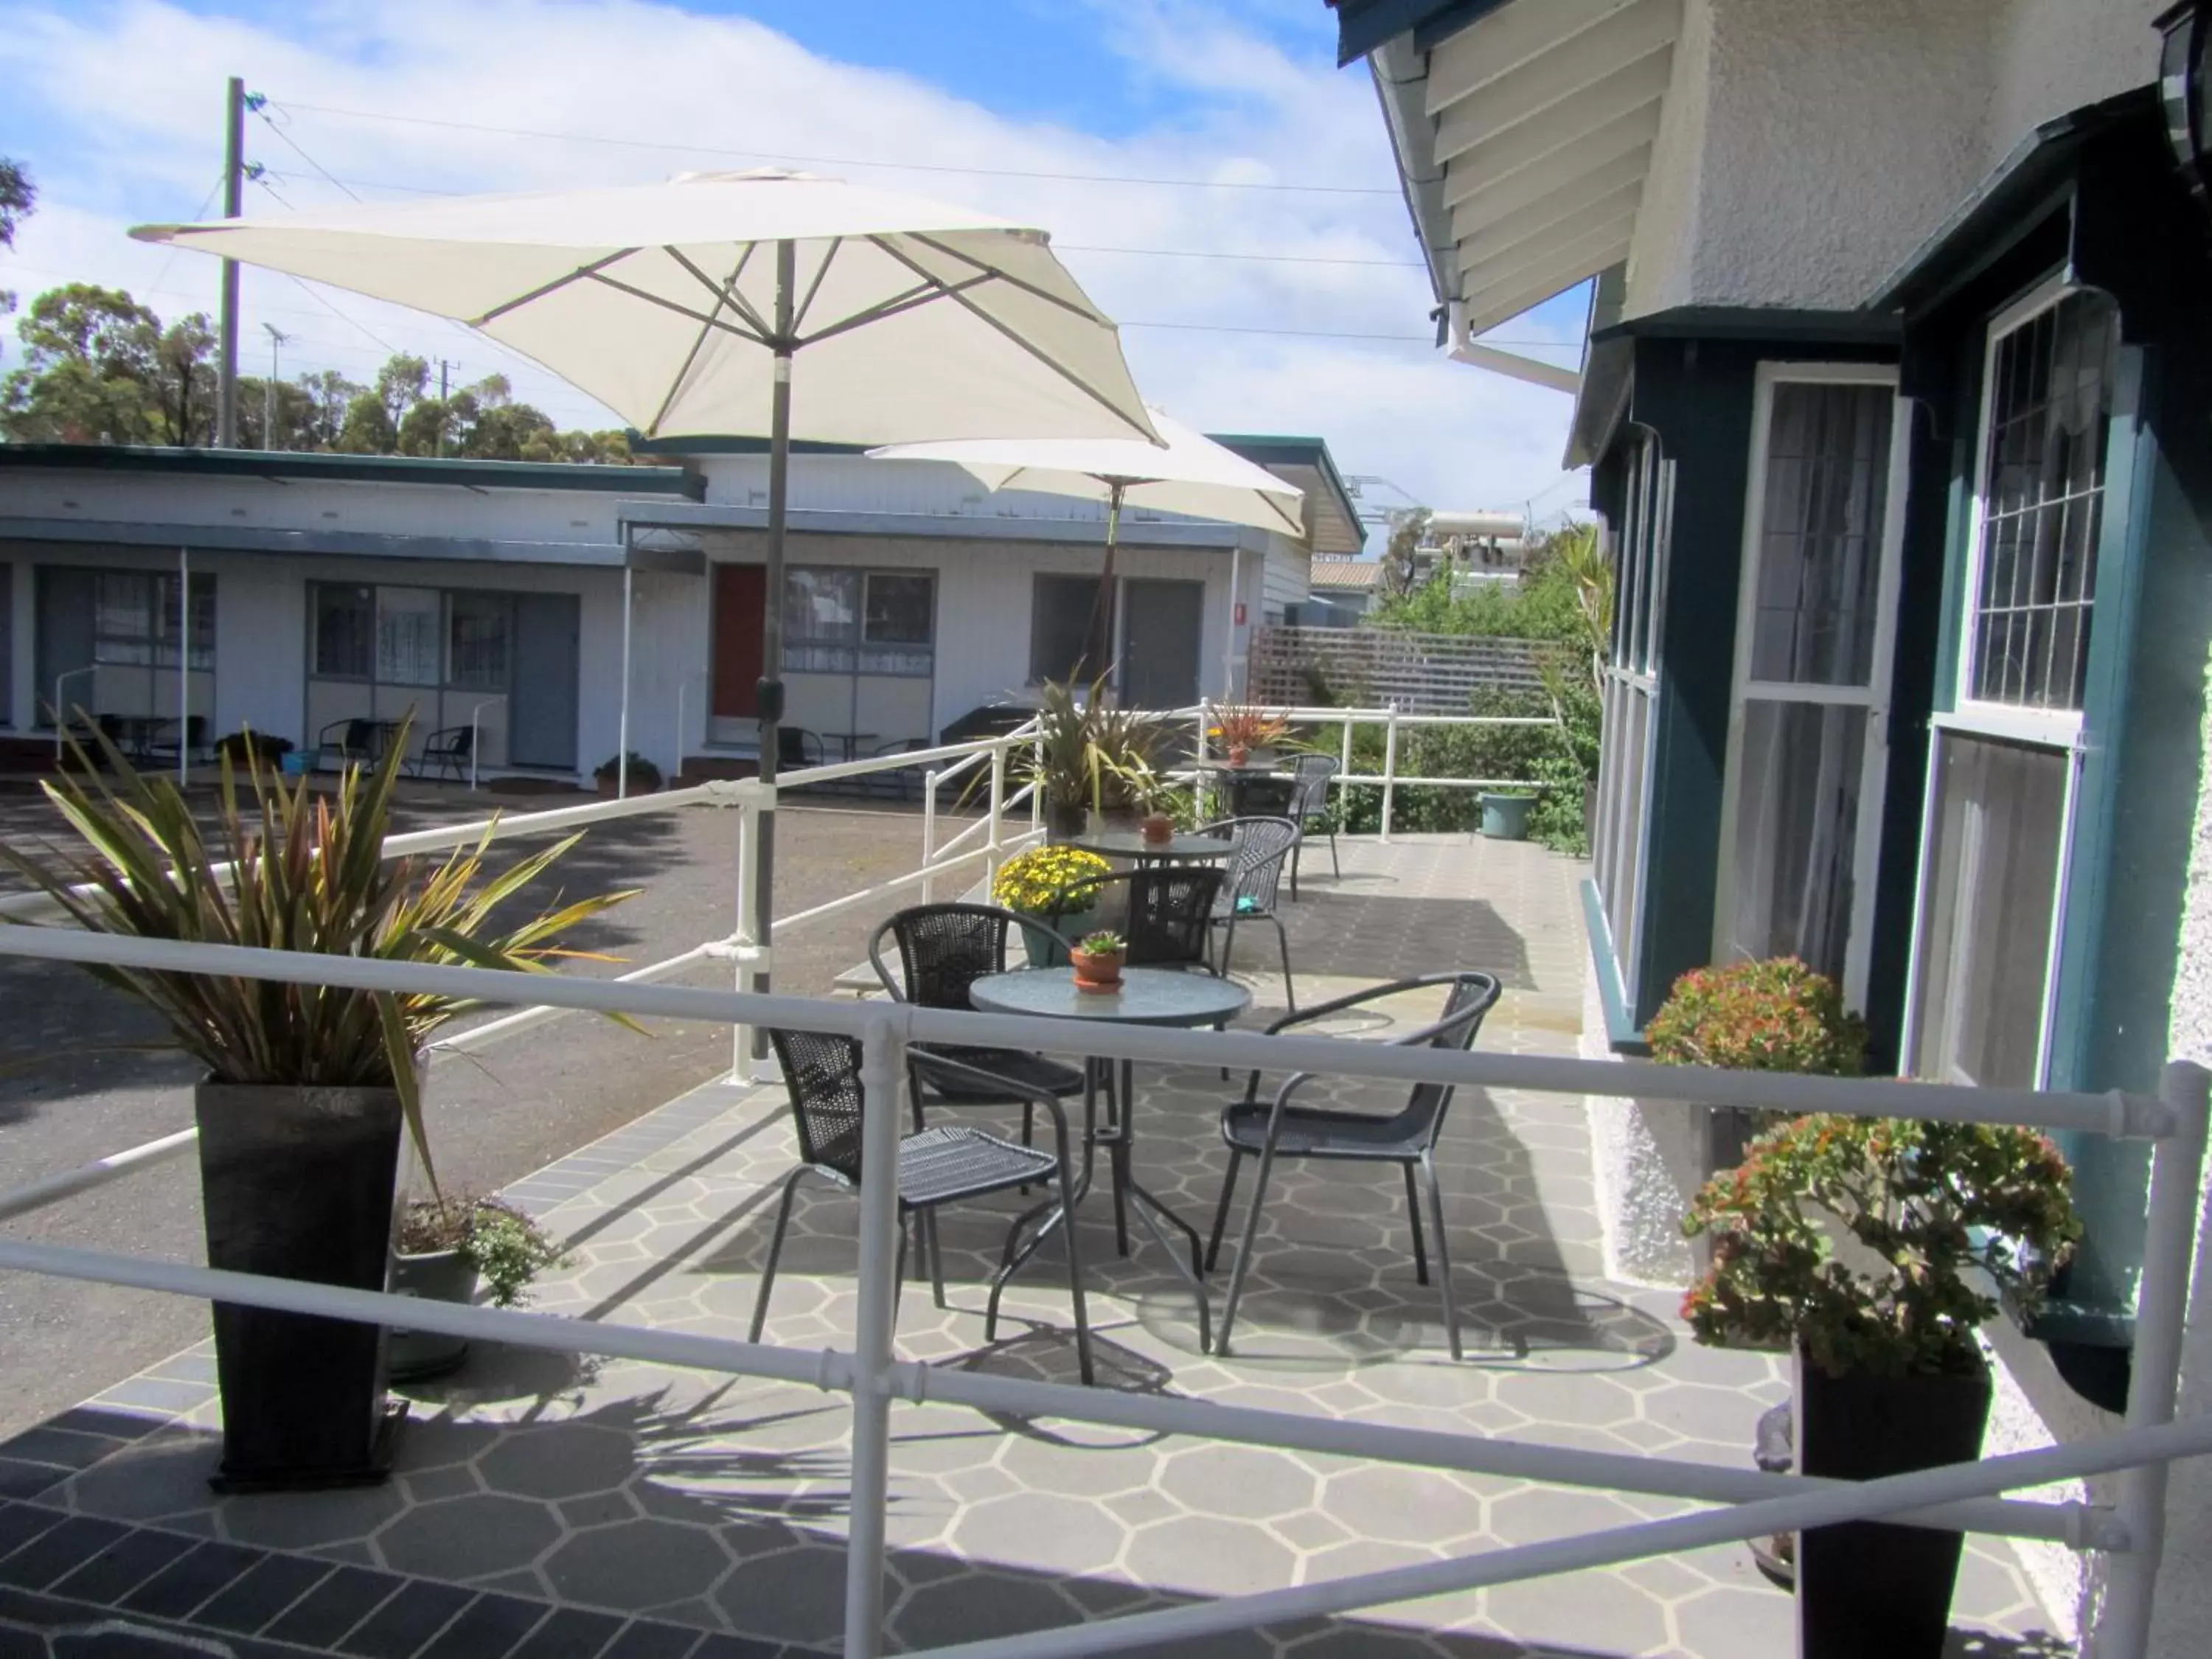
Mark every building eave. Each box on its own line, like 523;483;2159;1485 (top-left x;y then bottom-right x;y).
0;443;703;498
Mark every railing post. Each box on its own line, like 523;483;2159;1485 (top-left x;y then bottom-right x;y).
843;1007;908;1659
731;783;762;1079
1380;708;1399;845
2096;1058;2211;1658
1029;731;1043;835
920;769;940;905
1339;710;1353;775
986;741;1007;893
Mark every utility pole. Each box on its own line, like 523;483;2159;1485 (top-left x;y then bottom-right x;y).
262;324;289;450
435;358;452;456
216;75;245;448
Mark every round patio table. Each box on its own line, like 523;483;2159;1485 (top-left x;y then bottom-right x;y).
969;966;1250;1350
1060;830;1234;863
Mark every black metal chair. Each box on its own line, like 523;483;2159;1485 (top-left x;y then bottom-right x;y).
779;727;826;770
316;717;378;771
1046;865;1225;972
417;726;472;783
748;1029;1093;1384
1199;815;1301;1010
1205;971;1503;1360
1287;755;1341;899
868;903;1091;1121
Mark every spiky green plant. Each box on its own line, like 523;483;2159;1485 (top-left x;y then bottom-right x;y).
0;719;637;1189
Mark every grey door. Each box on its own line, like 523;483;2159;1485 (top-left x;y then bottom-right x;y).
35;566;94;726
1120;578;1203;709
509;592;580;770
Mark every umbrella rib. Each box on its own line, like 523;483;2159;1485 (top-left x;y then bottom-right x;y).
790;237;844;336
582;271;772;347
904;232;1110;323
794;273;995;348
664;244;776;341
869;237;1157;439
646;249;759;439
469;249;639;326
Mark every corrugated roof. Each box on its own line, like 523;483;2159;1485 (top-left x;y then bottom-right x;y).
1308;558;1384;588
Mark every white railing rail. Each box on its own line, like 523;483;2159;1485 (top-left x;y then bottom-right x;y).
0;923;2203;1659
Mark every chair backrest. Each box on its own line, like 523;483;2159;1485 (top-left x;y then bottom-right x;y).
1235;774;1298;816
347;718;376;752
871;902;1026;1009
765;1029;868;1183
1203;816;1300;917
1390;972;1504;1150
1289;754;1338;818
779;727;817;768
1051;866;1223;968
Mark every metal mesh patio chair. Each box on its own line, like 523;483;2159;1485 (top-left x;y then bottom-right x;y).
1287;754;1341;898
749;1029;1093;1384
868;903;1091;1123
417;726;472;783
1198;815;1302;1011
1046;865;1225;970
1205;970;1502;1360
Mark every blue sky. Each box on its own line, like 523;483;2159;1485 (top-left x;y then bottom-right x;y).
0;1;1589;525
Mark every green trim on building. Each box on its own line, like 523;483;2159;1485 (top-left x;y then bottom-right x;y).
1581;880;1652;1055
0;443;703;498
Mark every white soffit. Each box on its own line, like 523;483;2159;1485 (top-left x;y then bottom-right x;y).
1425;0;1680;336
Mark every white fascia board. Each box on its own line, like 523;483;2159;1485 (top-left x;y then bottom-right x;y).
1457;169;1646;262
1461;238;1634;335
1461;203;1641;291
1433;2;1679;162
1444;101;1663;215
1441;49;1674;187
1448;338;1582;394
1426;0;1650;115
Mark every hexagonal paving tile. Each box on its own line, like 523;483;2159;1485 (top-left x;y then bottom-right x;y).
543;1515;731;1610
1321;1465;1483;1548
948;1490;1129;1578
1157;1444;1321;1522
479;1422;639;1500
1123;1514;1298;1596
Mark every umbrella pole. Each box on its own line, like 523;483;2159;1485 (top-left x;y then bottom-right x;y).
1071;478;1127;692
751;239;796;1061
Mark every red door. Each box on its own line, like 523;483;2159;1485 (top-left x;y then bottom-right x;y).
712;564;766;718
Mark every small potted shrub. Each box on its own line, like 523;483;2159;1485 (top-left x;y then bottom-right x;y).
1139;810;1175;846
1648;957;1868;1174
390;1194;570;1380
1207;703;1287;768
1682;1116;2080;1659
594;752;662;796
992;844;1110;966
0;723;636;1490
1068;930;1126;992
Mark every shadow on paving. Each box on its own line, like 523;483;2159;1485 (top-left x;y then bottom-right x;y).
1272;885;1535;992
6;1391;2073;1659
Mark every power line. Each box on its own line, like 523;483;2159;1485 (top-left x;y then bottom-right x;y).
273;98;1402;198
254;108;362;202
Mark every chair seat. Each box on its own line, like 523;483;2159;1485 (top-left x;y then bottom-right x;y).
898;1124;1057;1206
1220;1102;1423;1161
917;1043;1086;1102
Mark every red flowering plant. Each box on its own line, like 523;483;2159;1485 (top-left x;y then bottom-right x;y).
1680;1115;2081;1377
1645;956;1868;1076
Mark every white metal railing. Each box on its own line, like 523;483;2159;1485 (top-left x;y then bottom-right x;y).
0;925;2204;1659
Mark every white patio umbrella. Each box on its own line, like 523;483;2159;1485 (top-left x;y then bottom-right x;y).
869;408;1303;683
131;169;1158;1023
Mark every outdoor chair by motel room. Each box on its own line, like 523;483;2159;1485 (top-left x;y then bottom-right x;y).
1207;970;1503;1360
1199;815;1301;1011
750;1028;1095;1385
1286;753;1342;899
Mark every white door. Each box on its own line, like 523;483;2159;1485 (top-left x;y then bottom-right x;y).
1713;365;1908;1008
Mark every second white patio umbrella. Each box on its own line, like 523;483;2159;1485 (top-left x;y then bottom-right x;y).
870;408;1303;683
132;170;1158;1017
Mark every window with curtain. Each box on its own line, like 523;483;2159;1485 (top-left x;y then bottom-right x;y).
785;568;861;672
860;571;934;676
446;593;513;691
91;571;215;669
1720;374;1900;995
1031;574;1102;685
376;588;442;686
313;585;375;679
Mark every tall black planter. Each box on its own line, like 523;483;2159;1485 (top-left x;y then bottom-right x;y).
1795;1346;1992;1659
195;1082;407;1492
1045;799;1087;841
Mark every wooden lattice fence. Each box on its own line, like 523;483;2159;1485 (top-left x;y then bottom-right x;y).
1248;626;1562;714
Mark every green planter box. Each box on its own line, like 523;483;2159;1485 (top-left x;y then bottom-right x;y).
1480;792;1535;840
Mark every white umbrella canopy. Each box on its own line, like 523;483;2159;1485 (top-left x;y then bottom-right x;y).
868;408;1304;537
870;408;1304;684
130;170;1157;446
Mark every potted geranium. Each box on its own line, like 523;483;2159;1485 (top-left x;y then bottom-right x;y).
390;1194;570;1380
1681;1113;2079;1658
1068;930;1126;992
0;723;635;1490
991;844;1110;966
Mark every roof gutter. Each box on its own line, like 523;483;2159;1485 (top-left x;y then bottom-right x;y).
1370;37;1582;397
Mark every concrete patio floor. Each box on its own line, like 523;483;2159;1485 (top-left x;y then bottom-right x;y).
0;835;2071;1657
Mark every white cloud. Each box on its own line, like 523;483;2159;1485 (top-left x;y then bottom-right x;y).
0;0;1587;528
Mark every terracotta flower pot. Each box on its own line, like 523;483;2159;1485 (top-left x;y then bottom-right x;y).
1227;744;1250;768
1140;813;1175;845
1069;947;1125;992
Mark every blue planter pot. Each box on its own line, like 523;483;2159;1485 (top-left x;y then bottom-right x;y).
1480;792;1535;840
1020;907;1093;967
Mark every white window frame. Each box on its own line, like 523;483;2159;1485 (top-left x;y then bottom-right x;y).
1899;276;2114;1086
1711;364;1908;1009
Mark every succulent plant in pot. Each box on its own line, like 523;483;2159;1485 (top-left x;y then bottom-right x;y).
390;1194;571;1380
0;721;636;1490
1680;1111;2080;1658
1069;930;1126;991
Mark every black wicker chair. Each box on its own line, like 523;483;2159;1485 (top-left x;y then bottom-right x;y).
417;726;473;783
316;717;377;771
1199;815;1301;1010
1287;754;1341;898
1046;865;1225;971
748;1029;1093;1383
1206;971;1503;1360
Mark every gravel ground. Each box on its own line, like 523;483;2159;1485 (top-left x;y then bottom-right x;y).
0;777;979;1441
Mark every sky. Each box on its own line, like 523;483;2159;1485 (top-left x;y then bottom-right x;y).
0;0;1592;538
